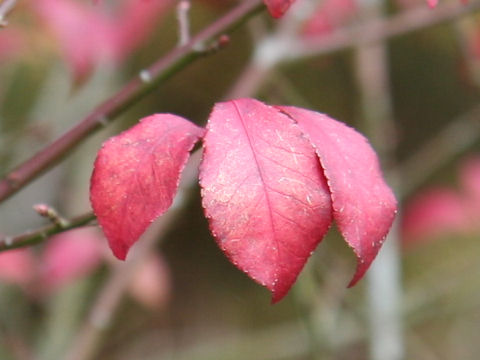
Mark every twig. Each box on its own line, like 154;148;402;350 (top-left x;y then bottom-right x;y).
228;2;480;99
397;103;480;198
0;0;265;203
0;0;17;27
176;0;191;46
33;203;69;227
292;1;480;59
0;212;96;251
353;1;404;360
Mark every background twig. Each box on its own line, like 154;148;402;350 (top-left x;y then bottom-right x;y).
176;0;192;47
0;212;95;251
354;0;404;359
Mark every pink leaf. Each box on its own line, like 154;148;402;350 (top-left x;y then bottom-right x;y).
129;254;171;310
277;106;397;287
34;0;116;82
41;228;104;292
34;0;172;82
0;249;36;286
112;0;173;62
302;0;357;38
200;99;332;302
90;114;204;259
264;0;296;18
0;28;24;63
401;188;468;245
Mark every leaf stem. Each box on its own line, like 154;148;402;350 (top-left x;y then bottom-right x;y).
0;0;265;203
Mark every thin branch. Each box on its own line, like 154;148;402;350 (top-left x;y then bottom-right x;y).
0;212;96;252
0;0;17;27
0;0;264;203
33;203;69;227
352;0;404;359
290;1;480;60
229;2;480;99
176;0;192;46
398;103;480;198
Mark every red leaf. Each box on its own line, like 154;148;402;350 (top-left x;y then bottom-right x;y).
200;99;332;302
264;0;296;18
277;106;397;287
90;114;204;259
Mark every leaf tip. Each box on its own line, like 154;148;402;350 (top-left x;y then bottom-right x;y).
270;287;288;304
264;0;296;18
346;212;396;288
347;261;368;288
109;238;129;261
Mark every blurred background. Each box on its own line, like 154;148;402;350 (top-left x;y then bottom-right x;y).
0;0;479;359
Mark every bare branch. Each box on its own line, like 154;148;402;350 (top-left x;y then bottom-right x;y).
292;2;480;61
398;103;480;198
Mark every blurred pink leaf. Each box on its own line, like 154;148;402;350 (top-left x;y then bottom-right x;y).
34;0;115;81
200;98;333;302
0;28;24;63
402;155;480;247
129;254;171;310
278;106;397;287
34;0;172;81
0;249;36;286
112;0;172;61
264;0;296;18
402;188;469;245
302;0;356;38
90;114;204;260
40;228;104;292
